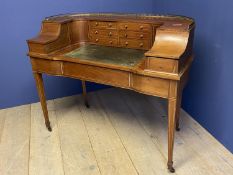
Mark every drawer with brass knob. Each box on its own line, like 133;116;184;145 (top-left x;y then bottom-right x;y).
89;29;118;39
119;31;151;40
90;37;118;46
119;39;150;49
89;21;117;29
119;22;151;31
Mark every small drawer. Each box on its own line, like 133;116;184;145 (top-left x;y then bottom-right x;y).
119;31;151;40
119;39;150;50
90;37;118;46
145;57;179;73
89;21;117;29
89;29;118;38
119;22;151;31
30;58;62;75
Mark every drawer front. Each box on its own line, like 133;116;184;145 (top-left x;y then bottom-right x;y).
131;74;169;98
146;57;178;73
89;29;118;39
30;58;62;75
89;21;117;29
119;31;152;40
63;62;129;88
119;22;151;31
119;39;150;50
90;37;118;46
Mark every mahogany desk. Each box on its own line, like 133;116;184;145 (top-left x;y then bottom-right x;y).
27;13;195;173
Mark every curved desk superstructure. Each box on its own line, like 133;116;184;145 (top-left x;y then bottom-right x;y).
27;13;195;173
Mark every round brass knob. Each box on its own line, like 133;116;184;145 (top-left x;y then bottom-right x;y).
125;25;128;29
125;41;128;46
109;41;113;44
140;26;143;30
109;32;112;36
95;39;99;42
140;34;144;38
95;22;98;26
140;43;143;47
109;23;112;27
125;34;128;38
95;31;98;34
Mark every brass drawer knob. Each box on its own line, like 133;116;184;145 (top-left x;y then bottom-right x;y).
95;39;99;42
108;23;112;27
140;34;144;38
125;34;128;38
140;43;144;47
140;25;144;30
95;22;98;26
95;31;98;34
125;25;128;29
109;41;113;44
125;41;128;46
109;32;112;36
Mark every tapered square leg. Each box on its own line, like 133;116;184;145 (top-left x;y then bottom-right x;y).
175;92;182;132
167;81;182;173
81;80;90;108
167;97;177;173
33;73;52;132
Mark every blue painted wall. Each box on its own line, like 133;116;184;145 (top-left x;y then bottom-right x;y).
0;0;233;153
0;0;156;109
153;1;233;153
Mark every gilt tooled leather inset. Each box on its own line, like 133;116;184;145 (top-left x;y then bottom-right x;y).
65;44;146;67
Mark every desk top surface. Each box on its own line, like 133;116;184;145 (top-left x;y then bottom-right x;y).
65;44;146;67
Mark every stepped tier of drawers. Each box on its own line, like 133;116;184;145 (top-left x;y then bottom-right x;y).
88;21;152;50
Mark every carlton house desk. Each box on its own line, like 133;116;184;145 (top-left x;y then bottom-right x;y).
27;13;195;173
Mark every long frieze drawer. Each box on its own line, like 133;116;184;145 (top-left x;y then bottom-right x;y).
130;74;170;98
90;37;118;46
63;62;129;88
89;21;117;29
119;39;150;49
89;29;118;38
119;31;152;40
30;58;62;75
119;22;151;31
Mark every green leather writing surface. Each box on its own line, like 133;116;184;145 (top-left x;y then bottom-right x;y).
65;44;146;67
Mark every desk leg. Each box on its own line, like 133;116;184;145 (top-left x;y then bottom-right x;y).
33;73;52;132
81;80;90;108
167;81;180;173
167;98;177;173
175;91;182;131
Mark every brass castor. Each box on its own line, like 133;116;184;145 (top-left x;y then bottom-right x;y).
167;161;175;173
45;121;52;132
85;101;90;108
176;122;180;131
